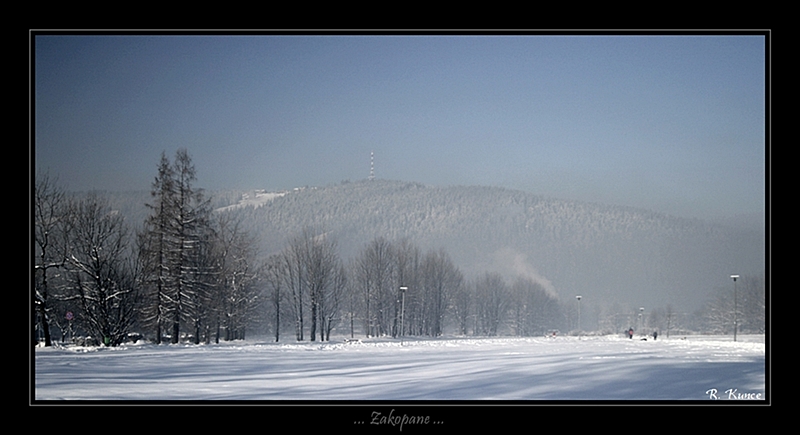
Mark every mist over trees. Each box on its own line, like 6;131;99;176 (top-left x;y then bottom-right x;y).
33;152;767;346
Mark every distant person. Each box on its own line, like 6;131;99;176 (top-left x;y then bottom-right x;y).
628;328;634;339
653;331;658;340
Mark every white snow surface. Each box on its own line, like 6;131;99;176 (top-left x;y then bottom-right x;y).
214;190;287;212
34;334;766;401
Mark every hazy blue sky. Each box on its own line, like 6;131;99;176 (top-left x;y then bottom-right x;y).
34;33;766;223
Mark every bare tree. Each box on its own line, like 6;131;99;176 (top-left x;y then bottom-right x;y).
742;273;765;334
451;276;471;336
393;240;421;337
34;172;68;346
264;254;285;342
212;212;260;342
281;232;307;341
473;272;508;336
343;259;363;338
355;237;395;337
64;194;139;346
303;230;340;342
321;263;347;341
665;304;676;338
704;286;738;335
419;249;462;336
275;228;342;341
509;277;557;336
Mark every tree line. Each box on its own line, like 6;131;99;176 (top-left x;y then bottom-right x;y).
34;149;262;346
38;149;762;347
33;150;572;346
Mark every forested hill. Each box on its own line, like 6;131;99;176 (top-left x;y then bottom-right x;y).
216;179;764;313
94;179;763;313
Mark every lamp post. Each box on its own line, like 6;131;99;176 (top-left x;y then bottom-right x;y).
731;275;739;342
639;307;644;336
576;295;582;333
399;286;407;346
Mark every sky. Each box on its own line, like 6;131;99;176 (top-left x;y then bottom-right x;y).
33;32;767;224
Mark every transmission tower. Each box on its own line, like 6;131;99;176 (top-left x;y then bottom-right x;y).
369;151;375;181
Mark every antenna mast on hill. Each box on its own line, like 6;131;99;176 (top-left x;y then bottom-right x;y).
369;151;375;181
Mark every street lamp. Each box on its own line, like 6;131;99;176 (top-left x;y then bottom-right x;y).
731;275;739;342
399;286;407;346
639;307;644;336
576;295;582;333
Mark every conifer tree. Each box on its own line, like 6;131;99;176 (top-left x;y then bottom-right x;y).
141;149;211;344
140;152;175;344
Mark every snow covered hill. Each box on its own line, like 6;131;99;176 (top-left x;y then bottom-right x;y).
88;179;765;317
229;180;765;315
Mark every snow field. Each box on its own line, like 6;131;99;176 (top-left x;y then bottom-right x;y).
34;334;766;401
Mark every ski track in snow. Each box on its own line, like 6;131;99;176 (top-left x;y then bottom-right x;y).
34;335;766;401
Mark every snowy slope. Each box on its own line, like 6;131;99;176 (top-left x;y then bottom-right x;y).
214;189;287;212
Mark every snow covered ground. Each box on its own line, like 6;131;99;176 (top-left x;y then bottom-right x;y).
33;334;766;401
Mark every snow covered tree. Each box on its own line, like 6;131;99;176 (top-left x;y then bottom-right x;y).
355;237;395;337
263;253;286;342
34;172;69;346
343;259;364;338
139;152;176;344
741;273;765;334
274;228;343;341
419;249;462;336
392;239;421;338
213;211;261;342
321;263;347;341
473;272;508;336
168;148;211;342
300;228;341;342
704;287;735;334
64;194;140;346
451;275;472;336
140;149;213;344
280;232;307;341
665;304;676;338
510;277;558;336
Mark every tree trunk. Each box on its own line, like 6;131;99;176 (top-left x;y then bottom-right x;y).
172;315;180;344
311;301;317;341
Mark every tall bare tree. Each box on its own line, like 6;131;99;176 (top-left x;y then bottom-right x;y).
742;273;765;334
510;277;558;336
355;237;395;337
214;212;260;342
321;263;347;341
473;272;508;336
34;172;68;346
264;253;285;342
419;249;462;336
392;240;421;337
281;232;307;341
276;228;342;341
